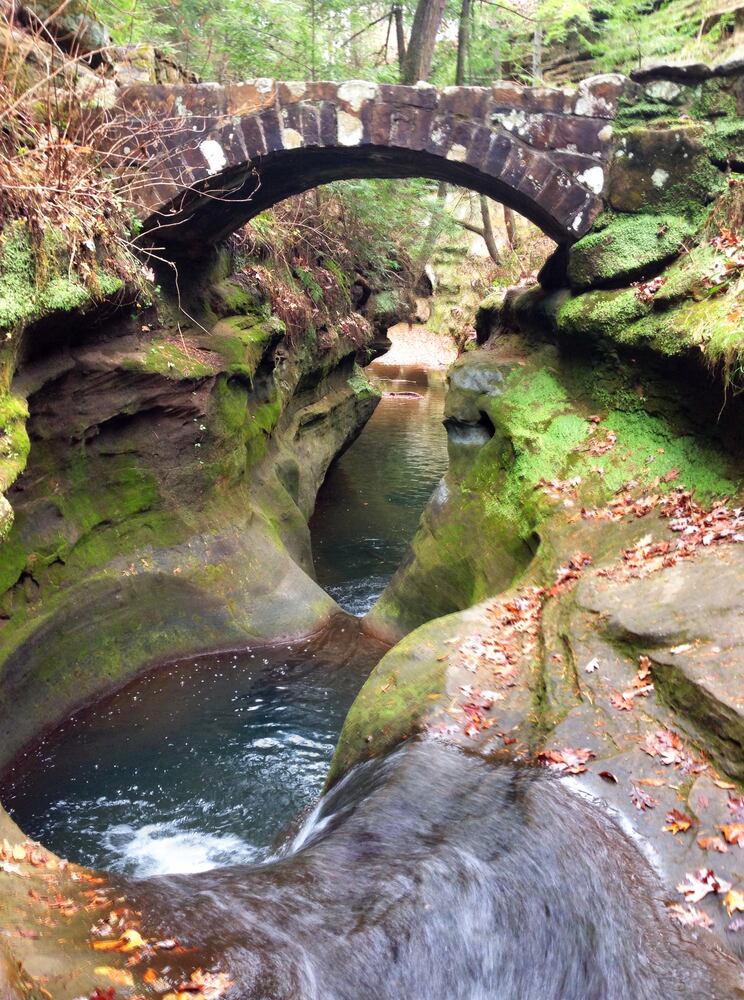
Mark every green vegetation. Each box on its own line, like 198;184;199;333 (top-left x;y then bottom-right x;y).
568;214;698;290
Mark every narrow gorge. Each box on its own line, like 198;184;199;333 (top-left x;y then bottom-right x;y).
1;2;744;997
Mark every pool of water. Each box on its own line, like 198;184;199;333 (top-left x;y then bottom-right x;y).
1;622;387;875
0;361;446;877
310;363;449;616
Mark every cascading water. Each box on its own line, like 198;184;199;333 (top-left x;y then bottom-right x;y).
2;359;740;998
0;363;446;875
121;740;743;999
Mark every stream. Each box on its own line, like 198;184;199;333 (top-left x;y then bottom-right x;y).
0;358;741;998
0;362;447;875
310;363;448;615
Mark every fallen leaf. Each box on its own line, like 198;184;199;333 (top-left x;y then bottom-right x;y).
712;778;737;791
610;691;634;712
698;835;728;854
724;889;744;917
630;785;657;811
664;809;693;834
637;655;652;681
536;747;595;775
90;989;116;1000
720;823;744;847
677;869;731;903
94;967;134;986
667;903;713;929
0;861;27;877
598;771;618;784
727;795;744;822
92;929;145;953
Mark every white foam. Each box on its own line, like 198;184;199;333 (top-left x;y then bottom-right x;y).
103;822;258;876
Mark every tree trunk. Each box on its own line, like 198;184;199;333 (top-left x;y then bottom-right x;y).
414;180;448;278
392;4;406;76
479;196;501;264
401;0;447;84
503;205;518;249
455;0;471;86
531;22;542;83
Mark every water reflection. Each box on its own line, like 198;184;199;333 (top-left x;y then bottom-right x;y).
310;364;449;615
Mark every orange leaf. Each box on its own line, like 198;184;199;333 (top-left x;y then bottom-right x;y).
664;809;693;834
94;967;134;986
724;889;744;917
698;835;728;854
721;823;744;846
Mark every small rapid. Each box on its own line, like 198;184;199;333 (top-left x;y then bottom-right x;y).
125;740;742;999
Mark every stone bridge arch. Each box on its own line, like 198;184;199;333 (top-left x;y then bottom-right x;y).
115;75;628;250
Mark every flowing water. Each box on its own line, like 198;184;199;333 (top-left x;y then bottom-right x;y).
124;740;743;999
310;363;448;615
0;363;447;876
2;357;740;997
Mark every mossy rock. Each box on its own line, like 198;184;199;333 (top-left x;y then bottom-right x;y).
205;314;282;378
209;277;265;318
25;0;110;52
567;214;697;290
557;287;650;341
608;125;725;216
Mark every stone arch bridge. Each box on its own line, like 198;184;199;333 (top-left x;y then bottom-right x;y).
114;74;628;249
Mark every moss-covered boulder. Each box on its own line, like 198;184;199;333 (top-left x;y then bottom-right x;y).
609;125;725;215
567;213;698;289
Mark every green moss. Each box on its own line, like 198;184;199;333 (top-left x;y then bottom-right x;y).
483;380;590;537
0;394;30;492
207;314;281;379
210;277;263;316
689;80;739;122
207;374;284;481
124;339;218;380
347;364;379;400
328;616;454;785
557;287;649;340
0;222;127;344
65;510;187;573
568;214;696;290
0;223;37;334
59;452;160;535
596;410;735;500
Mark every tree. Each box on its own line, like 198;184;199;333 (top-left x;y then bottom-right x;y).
455;0;471;86
400;0;447;84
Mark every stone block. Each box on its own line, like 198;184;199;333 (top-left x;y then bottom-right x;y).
227;80;277;116
240;115;267;159
573;73;628;118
